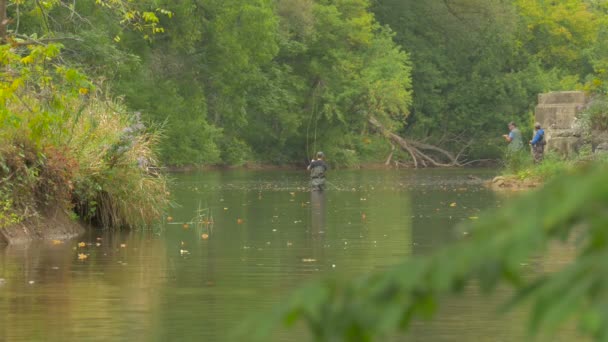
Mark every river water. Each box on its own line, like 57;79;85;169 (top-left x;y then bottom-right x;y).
0;169;580;341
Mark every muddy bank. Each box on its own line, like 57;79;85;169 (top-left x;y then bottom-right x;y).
486;176;541;191
0;209;85;244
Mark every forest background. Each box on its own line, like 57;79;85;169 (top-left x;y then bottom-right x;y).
3;0;608;168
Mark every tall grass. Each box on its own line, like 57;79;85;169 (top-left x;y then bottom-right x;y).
66;98;170;228
0;44;169;229
511;153;574;181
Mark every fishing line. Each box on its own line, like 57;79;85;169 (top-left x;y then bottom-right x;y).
306;82;321;160
324;180;341;191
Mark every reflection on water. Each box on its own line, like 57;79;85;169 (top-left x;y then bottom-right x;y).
0;169;580;341
310;190;326;234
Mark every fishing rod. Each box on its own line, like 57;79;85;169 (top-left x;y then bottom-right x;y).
306;81;321;161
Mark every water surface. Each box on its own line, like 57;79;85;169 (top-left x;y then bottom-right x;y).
0;169;578;341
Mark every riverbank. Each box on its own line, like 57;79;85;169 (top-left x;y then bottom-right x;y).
1;45;170;241
486;176;541;191
0;209;85;244
489;150;608;192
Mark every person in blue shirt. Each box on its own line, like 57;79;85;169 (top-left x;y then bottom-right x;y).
530;122;545;163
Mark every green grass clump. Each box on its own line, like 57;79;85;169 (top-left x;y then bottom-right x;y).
0;44;169;229
513;153;573;181
66;99;170;228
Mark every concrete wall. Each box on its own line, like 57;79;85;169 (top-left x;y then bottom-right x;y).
535;91;586;157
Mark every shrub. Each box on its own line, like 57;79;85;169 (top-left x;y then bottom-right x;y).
502;149;533;175
219;137;254;166
66;99;170;228
580;96;608;131
1;43;169;229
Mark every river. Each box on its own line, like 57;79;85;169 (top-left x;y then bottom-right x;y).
0;169;580;341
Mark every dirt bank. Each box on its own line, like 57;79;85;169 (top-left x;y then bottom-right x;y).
486;176;541;191
0;209;85;244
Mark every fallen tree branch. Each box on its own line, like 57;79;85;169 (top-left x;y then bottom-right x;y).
368;116;465;168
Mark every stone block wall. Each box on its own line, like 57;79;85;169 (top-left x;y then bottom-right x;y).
535;91;587;158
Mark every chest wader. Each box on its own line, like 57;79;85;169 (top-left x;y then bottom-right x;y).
533;138;545;164
310;166;326;191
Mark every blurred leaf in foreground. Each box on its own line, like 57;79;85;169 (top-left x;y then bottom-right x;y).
250;163;608;341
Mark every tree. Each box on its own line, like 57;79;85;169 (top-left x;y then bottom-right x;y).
371;0;608;160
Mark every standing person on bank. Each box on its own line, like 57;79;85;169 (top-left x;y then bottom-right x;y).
502;121;524;152
530;122;546;164
307;152;328;191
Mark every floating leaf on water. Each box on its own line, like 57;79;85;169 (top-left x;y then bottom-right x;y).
167;216;173;222
224;207;228;211
51;240;62;245
286;242;293;246
237;218;244;224
77;253;88;260
120;244;127;248
183;223;190;229
361;213;366;220
77;242;85;248
201;233;209;240
302;258;316;262
450;202;457;207
469;216;479;220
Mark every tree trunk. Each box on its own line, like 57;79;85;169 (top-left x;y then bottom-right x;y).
0;0;7;43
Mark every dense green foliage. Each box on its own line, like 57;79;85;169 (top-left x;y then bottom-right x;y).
0;2;170;228
372;0;608;159
5;0;608;166
47;0;413;166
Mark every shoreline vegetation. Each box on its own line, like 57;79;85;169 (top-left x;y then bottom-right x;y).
0;44;170;244
491;97;608;191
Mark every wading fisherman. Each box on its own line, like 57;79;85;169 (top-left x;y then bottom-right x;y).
307;151;328;191
502;121;524;152
530;122;545;164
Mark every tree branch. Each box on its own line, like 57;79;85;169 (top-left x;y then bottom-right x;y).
368;116;465;168
10;34;83;46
